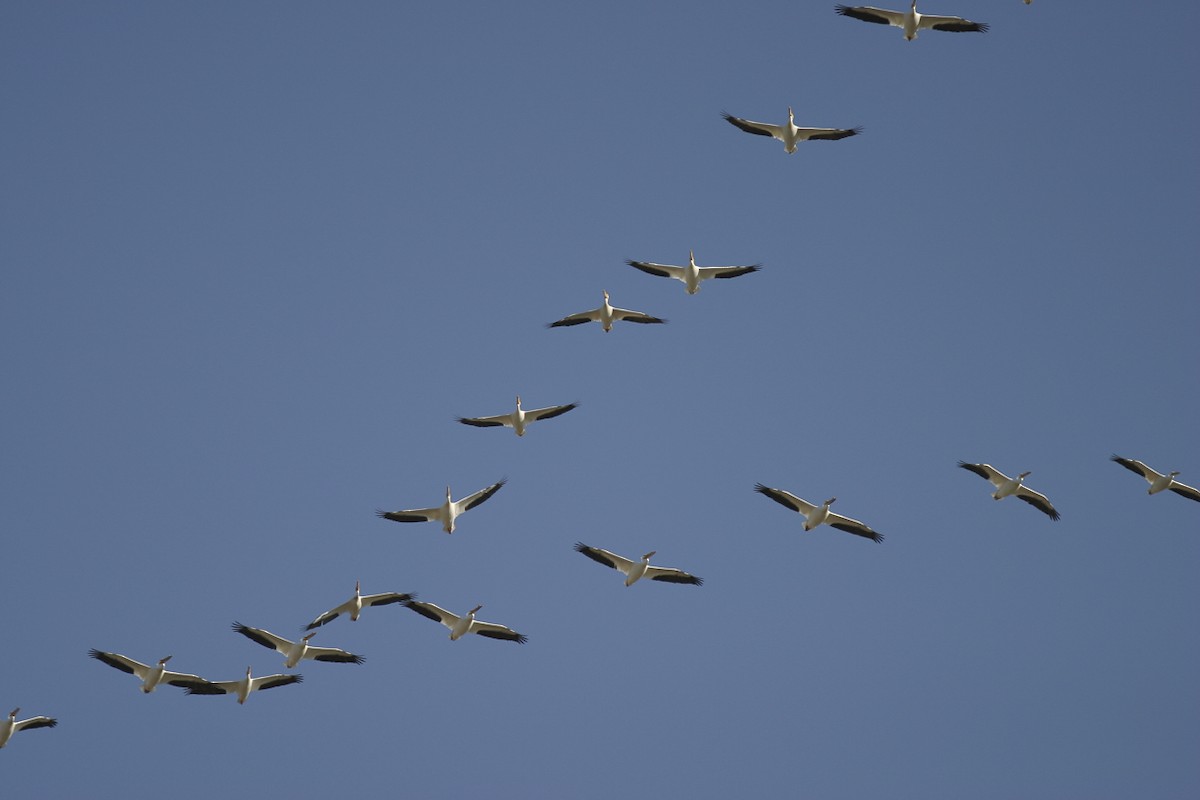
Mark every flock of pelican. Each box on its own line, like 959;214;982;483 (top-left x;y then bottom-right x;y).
5;2;1193;756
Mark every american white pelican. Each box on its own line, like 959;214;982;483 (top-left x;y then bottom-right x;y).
1;708;57;749
305;582;415;630
376;478;506;534
401;599;527;643
88;650;213;694
232;622;364;668
1111;456;1200;503
754;484;884;542
626;250;761;295
958;462;1060;520
183;666;302;704
458;396;578;437
722;108;861;153
835;1;989;40
547;291;666;332
574;543;703;586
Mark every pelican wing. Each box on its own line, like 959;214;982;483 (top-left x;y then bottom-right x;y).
232;622;291;654
1015;487;1060;520
306;600;355;630
796;126;862;142
471;621;528;644
402;599;458;630
645;566;704;585
88;649;146;677
457;413;510;429
527;402;578;422
722;112;784;140
1110;455;1155;481
376;506;439;523
610;307;666;325
183;680;233;695
458;479;506;512
251;674;303;693
574;542;635;574
921;15;988;33
827;512;885;543
548;308;601;328
626;260;686;280
161;669;213;688
698;264;761;280
1169;483;1200;502
754;483;817;515
958;461;1006;487
835;5;903;26
308;646;365;664
362;591;414;609
14;716;57;732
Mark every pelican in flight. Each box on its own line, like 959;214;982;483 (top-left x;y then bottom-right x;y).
958;462;1060;520
458;396;578;437
1;708;57;749
722;108;861;153
401;599;527;643
574;543;703;586
626;251;761;295
88;650;212;694
835;1;989;39
305;582;414;630
183;667;302;704
1110;456;1200;503
232;623;364;668
547;291;666;332
754;484;884;542
376;478;506;534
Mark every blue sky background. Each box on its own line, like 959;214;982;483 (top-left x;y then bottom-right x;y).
3;2;1198;797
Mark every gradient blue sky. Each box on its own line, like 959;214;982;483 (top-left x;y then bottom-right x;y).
3;2;1198;798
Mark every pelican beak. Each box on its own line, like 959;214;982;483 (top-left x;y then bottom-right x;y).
304;632;317;641
825;497;837;506
643;551;656;560
470;604;483;614
159;655;173;665
355;579;361;593
9;708;18;719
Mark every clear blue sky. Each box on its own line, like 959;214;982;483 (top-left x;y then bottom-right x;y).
3;2;1198;798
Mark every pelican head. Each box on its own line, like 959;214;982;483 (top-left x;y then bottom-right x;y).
1018;471;1032;479
1169;471;1181;477
824;497;837;507
445;485;453;499
602;290;610;302
245;666;253;678
689;249;696;265
642;550;657;561
355;579;361;594
303;632;317;642
468;604;483;616
157;655;173;666
8;708;18;720
515;395;522;408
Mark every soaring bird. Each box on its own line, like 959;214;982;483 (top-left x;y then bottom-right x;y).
88;650;213;694
376;479;506;534
1110;456;1200;503
754;484;884;542
1;708;57;749
626;250;761;295
232;623;364;668
401;599;527;643
722;108;861;153
574;543;703;586
458;396;578;437
305;581;414;630
958;462;1060;520
835;1;988;40
547;291;666;332
182;667;302;704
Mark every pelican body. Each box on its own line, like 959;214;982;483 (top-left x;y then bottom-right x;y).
183;666;303;704
722;108;861;153
88;650;212;694
835;1;989;40
1;708;57;749
626;250;761;294
1111;456;1200;502
376;479;506;534
754;484;884;542
958;462;1060;520
574;543;703;586
401;599;527;643
547;291;666;332
232;623;364;668
458;396;578;437
305;581;414;630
